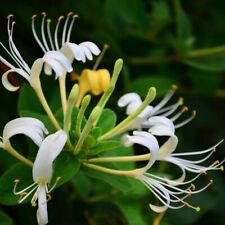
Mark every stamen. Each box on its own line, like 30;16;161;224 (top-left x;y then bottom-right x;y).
13;179;37;195
41;12;50;51
175;110;196;129
32;14;47;53
7;21;30;73
18;185;38;204
93;44;109;70
54;16;64;50
62;12;73;45
46;19;55;50
66;14;79;42
151;85;177;115
170;106;188;122
48;176;61;192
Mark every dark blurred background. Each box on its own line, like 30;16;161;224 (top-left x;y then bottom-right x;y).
0;0;224;225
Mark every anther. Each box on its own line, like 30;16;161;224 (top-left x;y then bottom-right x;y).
182;106;188;112
220;166;224;171
32;14;37;19
58;16;64;21
47;18;51;23
67;12;74;17
47;194;52;201
7;14;14;19
192;110;196;117
20;191;27;196
31;201;37;207
191;183;196;191
14;179;20;183
73;14;79;18
171;84;178;91
41;12;47;17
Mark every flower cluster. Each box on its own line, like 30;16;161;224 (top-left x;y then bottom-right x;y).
0;13;223;225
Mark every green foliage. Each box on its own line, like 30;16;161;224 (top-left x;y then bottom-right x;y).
0;210;14;225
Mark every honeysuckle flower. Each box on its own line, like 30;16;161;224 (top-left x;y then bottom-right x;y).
122;129;216;213
14;130;67;225
31;12;100;75
118;85;196;130
0;15;72;92
0;117;48;149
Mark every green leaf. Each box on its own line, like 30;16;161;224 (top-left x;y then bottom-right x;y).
89;140;121;155
115;198;147;225
0;163;32;205
84;163;132;192
0;210;14;225
96;109;117;134
130;75;177;98
51;151;80;187
185;53;225;71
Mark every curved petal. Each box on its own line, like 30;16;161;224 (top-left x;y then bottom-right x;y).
122;131;159;171
158;136;178;159
2;117;48;148
37;185;48;225
32;130;67;183
118;93;141;107
2;68;30;91
44;51;73;73
80;41;101;56
79;45;93;60
61;42;86;62
148;116;175;133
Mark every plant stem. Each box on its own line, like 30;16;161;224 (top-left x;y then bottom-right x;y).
87;153;150;163
98;87;156;140
5;145;33;167
129;44;225;65
59;75;67;117
35;87;61;130
83;162;142;177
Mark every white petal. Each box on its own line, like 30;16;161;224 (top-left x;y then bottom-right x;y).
80;41;101;55
118;93;141;107
123;131;159;171
79;45;93;60
61;42;86;62
44;51;73;73
2;117;48;148
37;185;48;225
43;63;52;76
32;130;67;183
158;136;178;159
148;116;175;133
2;68;30;91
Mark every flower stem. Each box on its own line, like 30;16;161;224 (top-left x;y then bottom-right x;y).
87;153;150;163
93;58;123;126
5;145;33;167
59;75;67;117
73;106;101;155
99;87;156;140
75;95;91;137
83;162;142;177
64;84;79;132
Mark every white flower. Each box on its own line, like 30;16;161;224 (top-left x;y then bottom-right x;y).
0;117;48;149
121;125;224;213
14;130;67;225
122;131;159;173
0;15;72;92
118;86;196;130
31;12;100;75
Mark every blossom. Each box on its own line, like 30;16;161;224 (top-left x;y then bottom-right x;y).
0;117;48;149
0;15;73;92
118;86;196;130
14;130;67;225
31;12;100;74
122;128;223;213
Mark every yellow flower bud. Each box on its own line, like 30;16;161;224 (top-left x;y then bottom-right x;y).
72;69;111;107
